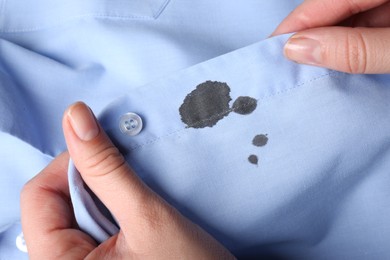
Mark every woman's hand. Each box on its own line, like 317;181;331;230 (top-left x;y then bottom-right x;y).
273;0;390;74
21;102;234;259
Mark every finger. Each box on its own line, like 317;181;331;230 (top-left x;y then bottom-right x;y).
272;0;388;35
21;152;96;258
343;1;390;28
63;102;236;259
62;102;161;231
283;27;390;74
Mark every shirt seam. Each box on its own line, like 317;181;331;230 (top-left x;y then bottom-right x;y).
0;0;171;34
0;14;153;34
0;0;4;13
128;71;337;151
0;0;5;26
153;0;171;19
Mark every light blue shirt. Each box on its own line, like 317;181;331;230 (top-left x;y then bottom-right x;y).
2;1;390;259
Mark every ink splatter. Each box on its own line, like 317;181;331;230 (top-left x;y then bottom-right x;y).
179;81;231;128
232;96;257;115
252;134;268;147
248;155;258;166
179;81;268;167
179;81;257;128
249;134;268;166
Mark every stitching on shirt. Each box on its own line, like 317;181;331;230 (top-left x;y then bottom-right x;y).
0;0;171;34
259;71;335;100
129;101;255;151
153;0;171;19
129;71;337;151
0;14;155;33
0;0;5;17
129;128;184;151
174;72;334;101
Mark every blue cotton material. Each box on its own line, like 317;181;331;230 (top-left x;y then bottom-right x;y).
2;1;390;259
69;34;390;258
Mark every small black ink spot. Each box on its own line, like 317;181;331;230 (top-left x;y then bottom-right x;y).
248;155;258;165
232;96;257;115
179;81;232;128
252;134;268;147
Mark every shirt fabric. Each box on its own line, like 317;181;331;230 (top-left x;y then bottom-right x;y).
1;1;390;259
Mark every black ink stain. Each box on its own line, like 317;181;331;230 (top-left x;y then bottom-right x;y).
232;96;257;115
179;81;257;128
252;134;268;147
248;155;258;166
249;134;268;166
179;81;231;128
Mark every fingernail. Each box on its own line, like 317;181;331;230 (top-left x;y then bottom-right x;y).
67;102;99;141
284;36;322;65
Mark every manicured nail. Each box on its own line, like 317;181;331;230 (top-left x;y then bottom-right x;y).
284;36;322;65
67;102;99;141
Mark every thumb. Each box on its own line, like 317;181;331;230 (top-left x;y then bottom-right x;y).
283;27;390;74
63;102;160;231
63;102;235;258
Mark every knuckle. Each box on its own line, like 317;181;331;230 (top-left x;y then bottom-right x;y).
345;0;364;15
83;145;126;178
295;9;314;29
344;29;368;74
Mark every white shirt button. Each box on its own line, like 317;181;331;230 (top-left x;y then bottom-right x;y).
119;112;143;136
16;232;28;253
